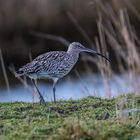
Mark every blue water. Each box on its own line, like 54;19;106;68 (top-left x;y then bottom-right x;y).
0;73;140;102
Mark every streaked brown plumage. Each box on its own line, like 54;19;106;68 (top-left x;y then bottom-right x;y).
16;42;110;104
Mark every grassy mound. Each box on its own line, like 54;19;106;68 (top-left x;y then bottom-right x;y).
0;94;140;140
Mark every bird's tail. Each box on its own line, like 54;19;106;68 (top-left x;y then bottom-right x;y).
15;62;36;77
15;68;26;77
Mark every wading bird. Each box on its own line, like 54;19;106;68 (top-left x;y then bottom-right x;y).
16;42;110;104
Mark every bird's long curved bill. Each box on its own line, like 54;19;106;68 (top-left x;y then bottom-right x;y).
95;52;110;62
85;48;111;62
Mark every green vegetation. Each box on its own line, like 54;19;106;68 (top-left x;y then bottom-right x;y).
0;94;140;140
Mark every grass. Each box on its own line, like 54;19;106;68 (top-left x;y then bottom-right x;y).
0;94;140;140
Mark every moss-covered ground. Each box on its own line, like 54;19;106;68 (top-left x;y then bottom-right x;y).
0;94;140;140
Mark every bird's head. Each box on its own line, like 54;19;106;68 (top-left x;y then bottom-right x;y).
68;42;110;62
69;42;90;52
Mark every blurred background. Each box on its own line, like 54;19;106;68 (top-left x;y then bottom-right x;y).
1;0;140;102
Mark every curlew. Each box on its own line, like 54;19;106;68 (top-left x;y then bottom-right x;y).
16;42;110;104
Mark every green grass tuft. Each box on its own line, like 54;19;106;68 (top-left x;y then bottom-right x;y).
0;94;140;140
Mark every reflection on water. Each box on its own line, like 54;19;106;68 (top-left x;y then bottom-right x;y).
0;73;140;102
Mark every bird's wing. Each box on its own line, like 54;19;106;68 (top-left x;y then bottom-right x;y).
31;51;68;74
37;51;68;75
17;51;72;77
16;60;39;75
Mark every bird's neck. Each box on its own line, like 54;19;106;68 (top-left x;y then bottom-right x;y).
67;47;80;61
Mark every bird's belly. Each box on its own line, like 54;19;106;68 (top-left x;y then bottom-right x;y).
27;72;54;80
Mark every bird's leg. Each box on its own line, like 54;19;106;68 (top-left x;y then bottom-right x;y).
52;78;58;103
53;85;56;103
31;79;46;105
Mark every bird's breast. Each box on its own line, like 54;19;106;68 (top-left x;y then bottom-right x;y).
53;55;78;77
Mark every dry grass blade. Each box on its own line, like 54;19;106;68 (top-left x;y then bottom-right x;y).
67;12;94;47
30;31;70;47
8;64;31;92
28;52;36;102
124;0;140;21
0;48;10;92
95;37;112;98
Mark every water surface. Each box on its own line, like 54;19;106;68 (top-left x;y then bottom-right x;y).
0;73;140;102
